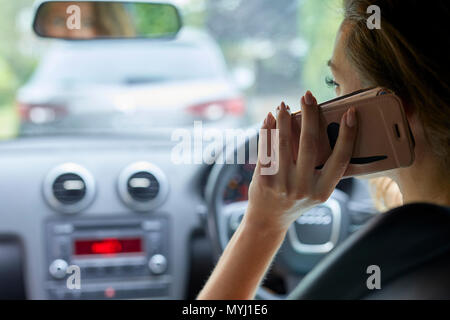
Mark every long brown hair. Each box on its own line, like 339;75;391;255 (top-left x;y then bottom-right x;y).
342;0;450;210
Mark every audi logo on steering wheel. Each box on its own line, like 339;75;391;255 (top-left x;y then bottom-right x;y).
296;208;333;226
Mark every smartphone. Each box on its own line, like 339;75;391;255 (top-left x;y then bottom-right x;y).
291;87;415;178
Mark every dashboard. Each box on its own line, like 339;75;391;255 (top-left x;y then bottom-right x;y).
0;135;209;299
0;134;378;299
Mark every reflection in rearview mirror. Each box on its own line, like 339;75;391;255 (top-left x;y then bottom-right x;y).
33;1;182;40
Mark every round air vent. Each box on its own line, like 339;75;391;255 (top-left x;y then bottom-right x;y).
127;171;160;201
44;163;96;214
118;162;169;212
53;173;86;204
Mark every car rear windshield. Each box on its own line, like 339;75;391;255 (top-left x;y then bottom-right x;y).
30;42;226;86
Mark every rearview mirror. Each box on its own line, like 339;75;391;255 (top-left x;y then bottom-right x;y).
33;1;182;40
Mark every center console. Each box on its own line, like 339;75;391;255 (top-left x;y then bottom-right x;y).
44;216;170;299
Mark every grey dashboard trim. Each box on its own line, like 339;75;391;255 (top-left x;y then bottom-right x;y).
117;161;169;212
43;162;96;214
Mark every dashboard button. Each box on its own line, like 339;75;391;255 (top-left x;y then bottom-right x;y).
49;259;68;279
148;254;167;275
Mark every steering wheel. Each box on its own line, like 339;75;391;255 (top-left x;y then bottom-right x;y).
205;130;360;299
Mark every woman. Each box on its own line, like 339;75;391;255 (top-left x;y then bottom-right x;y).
198;0;450;300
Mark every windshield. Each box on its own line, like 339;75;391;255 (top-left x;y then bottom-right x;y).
0;0;342;140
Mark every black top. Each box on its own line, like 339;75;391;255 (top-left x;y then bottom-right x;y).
288;202;450;300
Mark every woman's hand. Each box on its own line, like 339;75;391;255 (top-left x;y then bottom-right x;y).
197;90;357;300
245;91;358;233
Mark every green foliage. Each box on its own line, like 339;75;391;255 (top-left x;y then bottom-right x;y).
134;4;181;36
0;58;18;107
0;0;36;107
0;106;19;140
299;0;343;102
0;0;36;138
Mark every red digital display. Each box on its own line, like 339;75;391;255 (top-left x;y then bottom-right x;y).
74;238;143;256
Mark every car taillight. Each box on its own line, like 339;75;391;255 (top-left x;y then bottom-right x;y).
185;98;245;121
17;102;67;124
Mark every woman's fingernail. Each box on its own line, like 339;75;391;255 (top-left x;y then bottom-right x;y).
267;112;274;125
305;91;313;105
286;105;291;114
346;107;356;128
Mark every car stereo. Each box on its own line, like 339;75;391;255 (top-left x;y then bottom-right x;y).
44;216;170;299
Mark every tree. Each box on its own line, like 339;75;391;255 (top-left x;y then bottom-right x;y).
0;0;37;108
0;0;36;139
